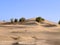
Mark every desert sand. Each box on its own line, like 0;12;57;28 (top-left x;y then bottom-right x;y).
0;19;60;45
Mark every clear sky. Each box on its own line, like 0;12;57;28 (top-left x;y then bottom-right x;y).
0;0;60;22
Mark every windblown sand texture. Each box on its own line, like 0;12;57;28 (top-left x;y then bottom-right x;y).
0;19;60;45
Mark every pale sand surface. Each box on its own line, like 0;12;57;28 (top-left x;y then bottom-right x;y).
0;20;60;45
0;24;60;45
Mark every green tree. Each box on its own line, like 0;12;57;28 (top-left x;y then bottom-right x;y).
36;17;45;22
14;18;18;23
19;17;26;22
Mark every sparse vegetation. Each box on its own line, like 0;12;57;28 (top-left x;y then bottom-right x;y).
19;17;26;23
14;18;18;23
10;17;26;24
9;17;45;24
36;17;45;22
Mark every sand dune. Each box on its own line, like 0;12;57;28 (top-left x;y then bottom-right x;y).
0;19;60;45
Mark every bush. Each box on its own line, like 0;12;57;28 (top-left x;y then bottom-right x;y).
36;17;45;22
14;18;18;23
19;17;26;22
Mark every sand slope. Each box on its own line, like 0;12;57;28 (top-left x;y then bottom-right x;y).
0;19;60;45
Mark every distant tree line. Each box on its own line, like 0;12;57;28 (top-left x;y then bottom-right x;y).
10;17;26;23
10;17;60;25
10;17;45;24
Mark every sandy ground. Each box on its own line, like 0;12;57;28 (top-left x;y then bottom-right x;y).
0;24;60;45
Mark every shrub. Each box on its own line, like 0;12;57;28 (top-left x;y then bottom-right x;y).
14;18;18;23
19;17;26;22
36;17;45;22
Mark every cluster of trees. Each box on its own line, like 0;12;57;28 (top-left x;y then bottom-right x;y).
10;17;45;23
10;17;26;23
36;17;60;25
10;17;60;25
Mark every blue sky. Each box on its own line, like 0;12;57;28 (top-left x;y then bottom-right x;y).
0;0;60;22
